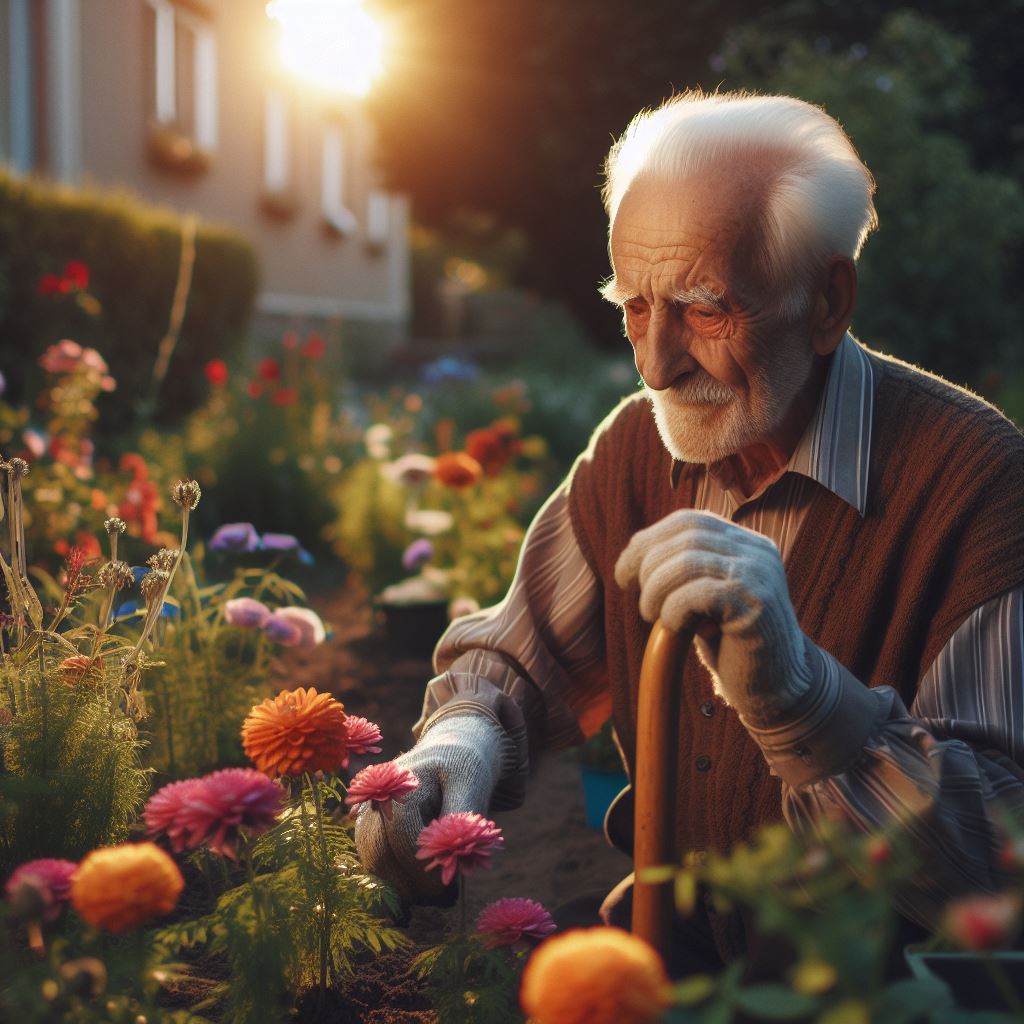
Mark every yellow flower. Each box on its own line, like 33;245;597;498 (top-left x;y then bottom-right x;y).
520;927;671;1024
70;843;183;933
241;686;348;778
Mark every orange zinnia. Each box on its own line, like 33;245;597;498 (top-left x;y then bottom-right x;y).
241;686;348;778
434;451;482;489
70;842;184;933
520;927;671;1024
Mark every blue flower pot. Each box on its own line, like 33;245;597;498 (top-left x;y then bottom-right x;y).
579;765;629;831
905;947;1024;1012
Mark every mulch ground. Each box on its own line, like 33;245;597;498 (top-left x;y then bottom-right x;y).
269;578;632;1021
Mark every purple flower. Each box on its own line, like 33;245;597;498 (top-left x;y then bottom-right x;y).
209;522;261;553
260;533;314;565
224;597;272;629
263;606;325;647
402;538;434;572
6;859;78;922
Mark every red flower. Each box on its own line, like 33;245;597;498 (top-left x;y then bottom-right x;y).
247;381;263;399
37;273;62;296
434;452;483;489
415;811;504;885
342;716;384;765
257;357;281;382
466;421;522;476
63;260;90;291
345;762;419;820
301;333;326;359
271;387;298;406
476;897;556;948
944;892;1023;951
865;836;892;865
204;359;228;386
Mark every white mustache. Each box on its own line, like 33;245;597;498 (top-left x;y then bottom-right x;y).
649;372;734;407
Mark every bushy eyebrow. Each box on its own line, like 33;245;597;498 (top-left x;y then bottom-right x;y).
599;277;726;310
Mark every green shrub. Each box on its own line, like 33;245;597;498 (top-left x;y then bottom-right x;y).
0;169;259;430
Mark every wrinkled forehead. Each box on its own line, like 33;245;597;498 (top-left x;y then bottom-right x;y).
609;171;763;264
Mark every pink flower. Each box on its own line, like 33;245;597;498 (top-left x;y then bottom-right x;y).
5;859;78;922
342;716;383;766
147;771;283;859
345;762;419;820
39;339;83;374
415;811;504;886
944;891;1023;951
475;897;556;948
144;778;208;851
181;768;285;858
224;596;272;629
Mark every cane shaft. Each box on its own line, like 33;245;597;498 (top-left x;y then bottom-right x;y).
631;620;690;956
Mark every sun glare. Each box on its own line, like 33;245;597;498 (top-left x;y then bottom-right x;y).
266;0;386;98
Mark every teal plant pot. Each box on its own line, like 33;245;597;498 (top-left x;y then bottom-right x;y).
905;947;1024;1012
580;765;629;831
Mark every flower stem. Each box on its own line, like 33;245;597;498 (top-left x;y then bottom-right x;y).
459;873;466;934
307;772;333;1008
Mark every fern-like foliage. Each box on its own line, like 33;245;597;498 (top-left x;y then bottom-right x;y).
0;635;149;873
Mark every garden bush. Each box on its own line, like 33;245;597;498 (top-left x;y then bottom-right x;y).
0;169;259;429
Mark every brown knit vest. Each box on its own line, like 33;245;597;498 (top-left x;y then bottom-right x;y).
568;347;1024;862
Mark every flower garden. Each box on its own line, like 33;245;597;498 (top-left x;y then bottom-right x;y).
3;264;1024;1024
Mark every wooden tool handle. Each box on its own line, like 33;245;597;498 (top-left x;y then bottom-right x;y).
631;619;692;956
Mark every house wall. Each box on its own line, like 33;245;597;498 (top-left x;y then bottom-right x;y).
74;0;408;324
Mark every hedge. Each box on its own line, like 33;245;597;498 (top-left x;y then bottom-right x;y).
0;169;259;429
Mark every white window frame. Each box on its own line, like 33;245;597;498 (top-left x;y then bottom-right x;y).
263;88;289;193
321;123;358;236
147;0;217;151
366;189;391;248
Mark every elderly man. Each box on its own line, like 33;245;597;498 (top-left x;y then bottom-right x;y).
356;92;1024;967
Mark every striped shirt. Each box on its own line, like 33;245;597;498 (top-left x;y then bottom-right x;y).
418;334;1024;925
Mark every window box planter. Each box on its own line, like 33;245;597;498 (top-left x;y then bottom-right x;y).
905;947;1024;1012
146;124;213;178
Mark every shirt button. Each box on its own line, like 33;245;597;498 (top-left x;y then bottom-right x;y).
699;700;715;718
695;755;711;772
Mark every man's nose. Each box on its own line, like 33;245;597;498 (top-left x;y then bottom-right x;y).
636;311;697;391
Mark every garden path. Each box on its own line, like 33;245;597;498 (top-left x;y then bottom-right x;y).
271;578;632;924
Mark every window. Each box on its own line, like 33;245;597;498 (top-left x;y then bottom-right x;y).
366;188;390;250
144;0;217;162
1;0;43;173
321;122;357;236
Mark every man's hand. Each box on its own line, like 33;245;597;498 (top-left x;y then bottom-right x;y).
354;710;504;905
614;509;814;724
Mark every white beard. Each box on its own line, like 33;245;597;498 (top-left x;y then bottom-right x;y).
646;332;815;465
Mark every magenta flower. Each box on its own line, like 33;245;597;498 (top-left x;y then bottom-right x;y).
223;597;272;629
342;716;383;766
5;859;78;922
263;606;325;647
144;778;209;851
415;812;504;886
181;768;285;858
345;762;419;820
475;897;556;948
145;771;283;858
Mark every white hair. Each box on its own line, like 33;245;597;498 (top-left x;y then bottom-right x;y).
602;91;878;318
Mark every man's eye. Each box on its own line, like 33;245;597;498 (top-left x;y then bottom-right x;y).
625;301;648;317
690;306;717;319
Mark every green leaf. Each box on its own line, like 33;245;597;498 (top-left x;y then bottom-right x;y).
674;974;716;1006
875;977;954;1022
731;984;818;1020
638;864;676;884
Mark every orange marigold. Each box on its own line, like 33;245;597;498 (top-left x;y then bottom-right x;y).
241;686;348;778
434;451;482;489
520;927;671;1024
70;842;183;933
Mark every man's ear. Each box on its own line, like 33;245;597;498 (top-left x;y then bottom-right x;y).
810;257;857;356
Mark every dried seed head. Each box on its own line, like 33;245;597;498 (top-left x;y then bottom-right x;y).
97;560;134;591
104;518;127;535
140;569;170;605
170;479;201;511
2;457;30;479
146;549;178;572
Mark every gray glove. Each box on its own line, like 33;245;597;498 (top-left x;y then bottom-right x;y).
354;706;506;905
614;509;813;726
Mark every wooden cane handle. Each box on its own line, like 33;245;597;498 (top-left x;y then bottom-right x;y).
631;619;692;957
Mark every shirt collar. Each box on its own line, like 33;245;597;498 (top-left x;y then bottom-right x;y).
669;333;875;516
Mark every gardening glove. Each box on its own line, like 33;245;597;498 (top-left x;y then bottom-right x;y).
614;509;815;726
354;705;506;906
